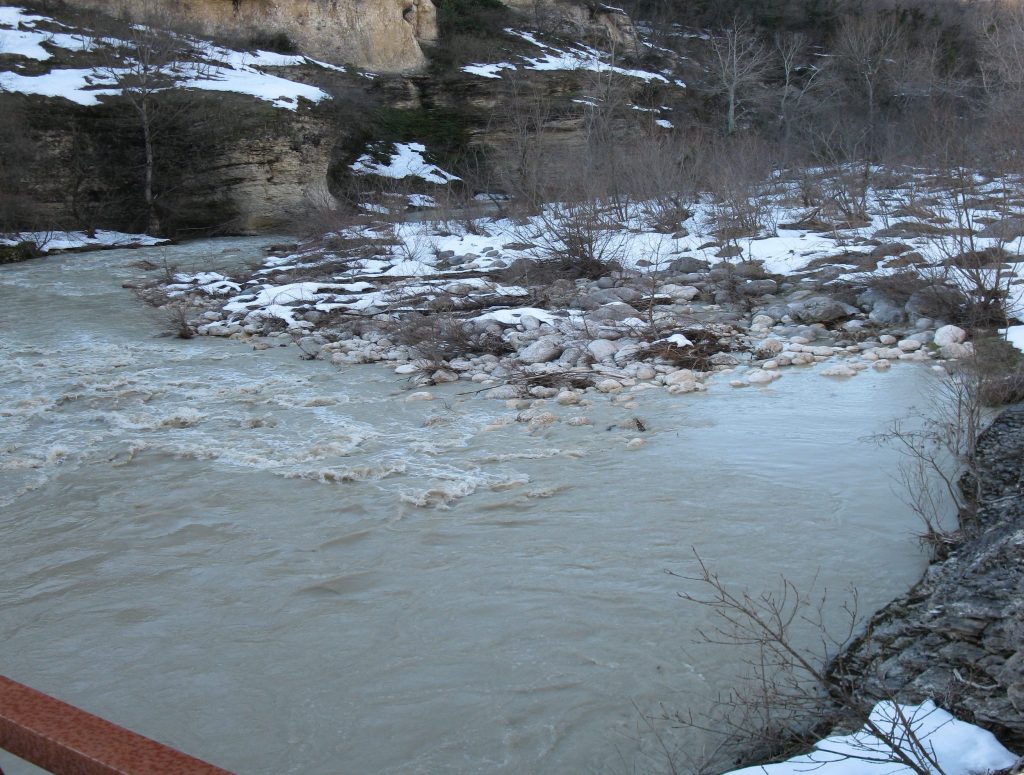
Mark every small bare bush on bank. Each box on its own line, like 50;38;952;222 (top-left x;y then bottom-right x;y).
664;553;951;775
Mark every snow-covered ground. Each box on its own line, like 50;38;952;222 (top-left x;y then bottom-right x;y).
165;169;1024;334
461;28;676;85
725;701;1018;775
2;230;167;252
0;5;329;109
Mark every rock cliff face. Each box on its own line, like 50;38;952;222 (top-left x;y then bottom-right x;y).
63;0;438;72
833;404;1024;752
502;0;638;53
205;109;335;233
62;0;634;72
19;94;334;236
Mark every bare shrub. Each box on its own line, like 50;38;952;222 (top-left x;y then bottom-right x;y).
387;310;510;370
702;136;780;242
636;328;735;370
161;301;196;339
874;357;991;557
667;553;949;774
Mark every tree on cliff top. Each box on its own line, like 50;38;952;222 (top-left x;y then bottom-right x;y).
97;16;204;235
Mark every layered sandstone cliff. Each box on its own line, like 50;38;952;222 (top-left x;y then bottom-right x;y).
64;0;439;72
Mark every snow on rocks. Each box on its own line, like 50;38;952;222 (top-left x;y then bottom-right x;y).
350;142;460;185
2;230;167;253
1002;325;1024;353
724;700;1017;775
0;12;328;110
157;190;1008;401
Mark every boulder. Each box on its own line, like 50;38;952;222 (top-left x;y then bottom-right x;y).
518;337;564;364
485;385;520;399
710;352;740;366
664;369;698;385
869;299;907;326
589;302;641;322
613;343;643;365
669;256;710;273
738;279;779;297
577;290;620;310
906;286;965;319
755;339;784;358
431;369;459;383
610;286;642;303
587;339;619;362
528;386;559;399
660;283;700;301
596;378;623;393
747;369;777;384
940;341;974;360
934;324;967;348
820;365;858;377
788;296;851;324
667;379;702;394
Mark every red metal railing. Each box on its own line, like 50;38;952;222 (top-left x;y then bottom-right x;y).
0;675;233;774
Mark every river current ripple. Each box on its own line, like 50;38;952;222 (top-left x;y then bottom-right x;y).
0;239;939;773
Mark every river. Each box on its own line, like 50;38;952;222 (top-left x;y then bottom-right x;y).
0;238;945;774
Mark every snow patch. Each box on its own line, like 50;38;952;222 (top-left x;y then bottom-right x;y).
351;142;461;185
724;701;1017;775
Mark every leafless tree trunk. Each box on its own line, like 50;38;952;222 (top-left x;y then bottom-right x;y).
97;8;205;235
703;20;772;135
829;14;907;140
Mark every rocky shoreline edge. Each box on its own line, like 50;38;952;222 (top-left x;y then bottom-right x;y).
829;403;1024;755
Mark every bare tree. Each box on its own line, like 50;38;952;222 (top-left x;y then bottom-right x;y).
97;10;204;235
976;0;1024;112
489;70;557;213
829;13;908;139
774;31;825;148
669;553;949;774
702;20;772;135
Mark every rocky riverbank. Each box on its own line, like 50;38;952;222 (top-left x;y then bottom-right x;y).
832;403;1024;754
151;205;1000;402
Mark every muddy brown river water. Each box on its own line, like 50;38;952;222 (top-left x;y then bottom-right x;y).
0;239;947;773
